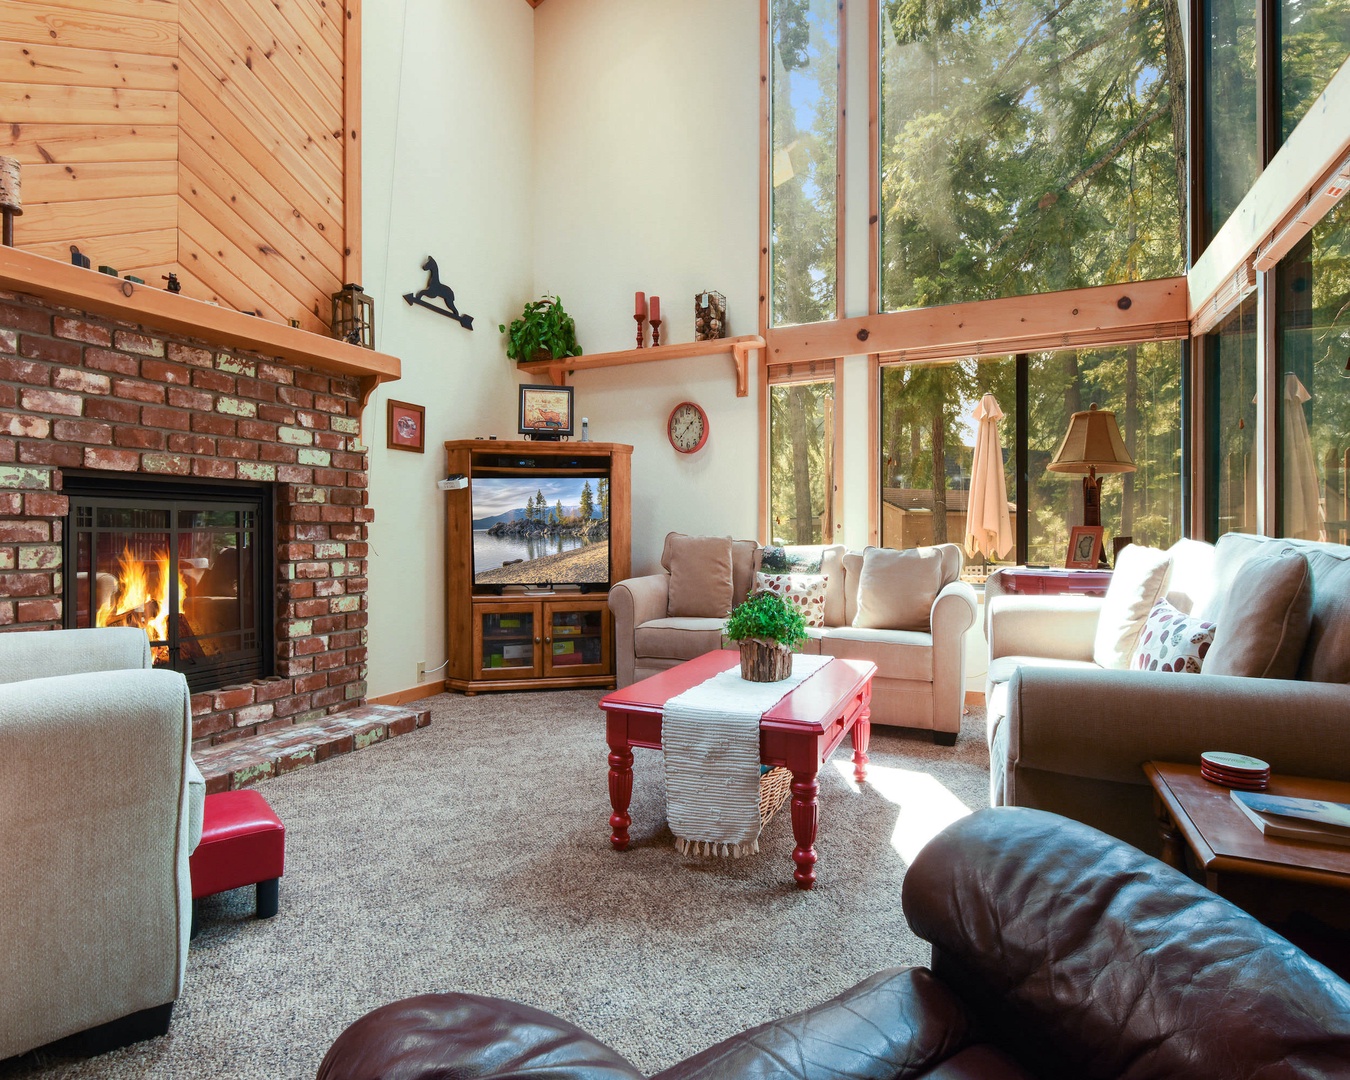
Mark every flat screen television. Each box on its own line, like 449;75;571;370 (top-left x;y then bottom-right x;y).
470;474;610;590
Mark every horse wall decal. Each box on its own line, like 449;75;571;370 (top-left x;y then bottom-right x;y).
403;256;474;329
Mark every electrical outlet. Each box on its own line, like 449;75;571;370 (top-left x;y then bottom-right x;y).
416;662;426;682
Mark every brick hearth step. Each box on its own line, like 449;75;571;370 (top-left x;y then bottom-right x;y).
194;703;431;793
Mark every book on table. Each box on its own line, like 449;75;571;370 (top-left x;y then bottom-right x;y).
1230;789;1350;847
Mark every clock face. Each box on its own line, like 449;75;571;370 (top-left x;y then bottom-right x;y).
668;401;709;454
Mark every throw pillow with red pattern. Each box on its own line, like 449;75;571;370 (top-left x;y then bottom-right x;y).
1131;600;1215;673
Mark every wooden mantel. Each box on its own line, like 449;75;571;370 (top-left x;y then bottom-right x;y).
0;246;400;409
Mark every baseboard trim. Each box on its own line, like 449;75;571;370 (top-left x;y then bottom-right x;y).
370;681;446;707
964;690;985;705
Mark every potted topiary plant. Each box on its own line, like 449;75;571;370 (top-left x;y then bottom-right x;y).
498;295;583;363
724;590;807;682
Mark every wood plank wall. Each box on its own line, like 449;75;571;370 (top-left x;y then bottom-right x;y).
0;0;354;335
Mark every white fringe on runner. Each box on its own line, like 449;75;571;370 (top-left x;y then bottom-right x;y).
663;654;830;858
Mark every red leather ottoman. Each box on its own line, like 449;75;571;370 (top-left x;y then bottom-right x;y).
190;789;285;932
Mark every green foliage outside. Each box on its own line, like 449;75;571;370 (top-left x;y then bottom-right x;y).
770;0;837;327
724;591;808;651
498;296;582;362
769;381;832;544
766;0;1348;552
879;0;1186;309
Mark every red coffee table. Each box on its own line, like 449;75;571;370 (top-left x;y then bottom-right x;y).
600;650;876;890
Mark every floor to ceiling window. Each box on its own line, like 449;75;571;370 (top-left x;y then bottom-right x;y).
1277;200;1350;542
1202;0;1259;245
769;0;840;327
1279;0;1350;140
761;0;1346;552
1207;296;1260;536
878;0;1185;312
768;366;837;546
879;343;1182;566
879;358;1015;566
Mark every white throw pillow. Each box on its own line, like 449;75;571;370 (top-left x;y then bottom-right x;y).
1163;537;1219;620
755;572;827;628
1093;543;1173;669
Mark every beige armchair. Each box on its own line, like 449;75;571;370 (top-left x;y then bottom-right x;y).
609;535;978;742
0;627;204;1059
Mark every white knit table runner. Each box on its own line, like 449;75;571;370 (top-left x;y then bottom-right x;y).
663;653;832;857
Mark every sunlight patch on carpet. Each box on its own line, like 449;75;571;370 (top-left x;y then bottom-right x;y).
830;758;973;864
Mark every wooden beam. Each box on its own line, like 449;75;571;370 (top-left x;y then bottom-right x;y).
764;277;1189;365
0;245;399;393
344;0;362;285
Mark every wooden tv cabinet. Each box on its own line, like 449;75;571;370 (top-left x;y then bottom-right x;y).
443;439;631;694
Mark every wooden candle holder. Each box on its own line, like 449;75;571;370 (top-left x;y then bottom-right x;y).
649;318;662;347
634;312;646;348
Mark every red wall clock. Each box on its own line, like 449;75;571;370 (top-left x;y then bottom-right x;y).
667;401;709;454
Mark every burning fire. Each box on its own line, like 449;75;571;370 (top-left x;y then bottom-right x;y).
95;546;187;650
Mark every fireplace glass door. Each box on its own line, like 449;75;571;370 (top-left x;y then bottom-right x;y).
66;484;272;692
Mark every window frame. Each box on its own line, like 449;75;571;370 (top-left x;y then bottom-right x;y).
757;0;1349;549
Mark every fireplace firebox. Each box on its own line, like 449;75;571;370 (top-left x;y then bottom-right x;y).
64;477;274;693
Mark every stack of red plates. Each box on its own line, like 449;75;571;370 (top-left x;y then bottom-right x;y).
1200;751;1270;790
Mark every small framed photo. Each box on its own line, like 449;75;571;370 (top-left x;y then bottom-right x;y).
1066;525;1105;569
387;399;426;453
518;383;574;440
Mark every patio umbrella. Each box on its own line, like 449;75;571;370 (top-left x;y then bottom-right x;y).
1282;372;1325;541
964;393;1013;562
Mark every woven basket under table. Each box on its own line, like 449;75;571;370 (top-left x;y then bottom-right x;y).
759;766;793;826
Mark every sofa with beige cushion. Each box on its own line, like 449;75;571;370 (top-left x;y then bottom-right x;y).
608;533;978;743
984;532;1350;855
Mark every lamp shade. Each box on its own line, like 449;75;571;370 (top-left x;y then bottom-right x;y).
1047;403;1136;475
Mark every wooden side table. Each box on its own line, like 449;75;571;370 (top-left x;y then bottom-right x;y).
1145;762;1350;975
995;567;1112;597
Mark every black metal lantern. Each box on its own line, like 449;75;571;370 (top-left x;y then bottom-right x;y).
331;283;375;349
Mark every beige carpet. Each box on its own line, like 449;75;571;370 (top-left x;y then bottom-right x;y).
2;689;991;1080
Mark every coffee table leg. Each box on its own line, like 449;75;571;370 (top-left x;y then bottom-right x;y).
790;770;819;890
852;708;871;784
608;743;634;850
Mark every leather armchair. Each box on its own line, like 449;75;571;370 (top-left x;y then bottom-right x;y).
316;807;1350;1079
0;627;204;1058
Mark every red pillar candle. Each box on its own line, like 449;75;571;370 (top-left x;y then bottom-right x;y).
648;295;660;323
634;291;645;317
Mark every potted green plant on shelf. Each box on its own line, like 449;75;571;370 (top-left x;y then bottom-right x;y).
724;590;807;682
498;295;582;363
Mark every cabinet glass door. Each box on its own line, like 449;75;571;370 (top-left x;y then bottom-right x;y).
477;606;538;677
545;602;609;676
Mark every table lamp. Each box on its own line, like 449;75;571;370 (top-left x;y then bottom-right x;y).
1048;403;1136;564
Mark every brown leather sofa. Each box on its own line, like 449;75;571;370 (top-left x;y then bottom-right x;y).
315;807;1350;1079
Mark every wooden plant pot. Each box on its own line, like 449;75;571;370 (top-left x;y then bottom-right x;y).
739;639;793;682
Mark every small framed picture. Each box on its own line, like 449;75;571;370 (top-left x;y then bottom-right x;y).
387;399;425;453
518;383;574;440
1065;525;1105;569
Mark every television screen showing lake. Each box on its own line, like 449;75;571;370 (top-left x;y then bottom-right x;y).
471;476;610;585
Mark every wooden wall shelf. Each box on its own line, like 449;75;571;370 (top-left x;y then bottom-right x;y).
0;246;401;410
515;334;765;397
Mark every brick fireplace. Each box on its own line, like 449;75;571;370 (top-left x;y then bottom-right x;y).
0;286;374;749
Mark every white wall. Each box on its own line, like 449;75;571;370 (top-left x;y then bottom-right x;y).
532;0;762;573
363;0;535;696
